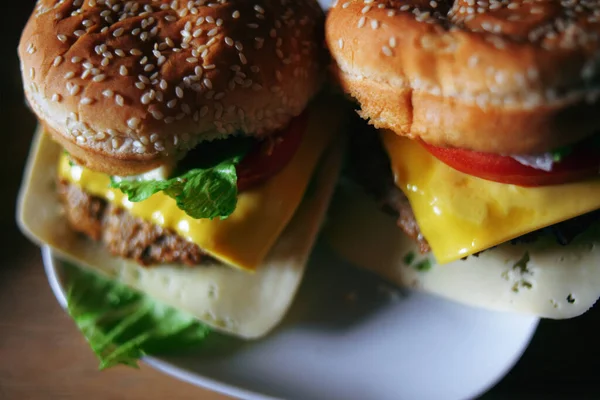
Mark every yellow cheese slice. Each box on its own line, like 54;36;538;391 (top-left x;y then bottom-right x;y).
57;107;335;272
380;130;600;264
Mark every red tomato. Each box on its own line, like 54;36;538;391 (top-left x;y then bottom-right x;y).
419;140;600;187
237;112;308;191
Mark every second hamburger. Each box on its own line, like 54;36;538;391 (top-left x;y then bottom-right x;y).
325;0;600;317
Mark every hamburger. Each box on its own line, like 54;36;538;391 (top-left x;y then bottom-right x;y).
324;0;600;317
17;0;346;367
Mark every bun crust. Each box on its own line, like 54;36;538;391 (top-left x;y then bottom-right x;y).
326;0;600;154
20;0;325;175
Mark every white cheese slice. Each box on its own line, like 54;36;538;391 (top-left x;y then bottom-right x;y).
17;101;345;338
324;184;600;319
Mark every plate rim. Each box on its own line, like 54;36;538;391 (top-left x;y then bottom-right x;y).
41;246;539;400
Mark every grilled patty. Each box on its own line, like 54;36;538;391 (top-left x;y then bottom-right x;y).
346;116;600;253
58;180;208;266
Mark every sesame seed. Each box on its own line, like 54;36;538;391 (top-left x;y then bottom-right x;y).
151;110;164;120
113;27;124;37
53;56;63;67
80;97;94;105
115;95;124;106
382;45;393;56
93;74;106;82
69;84;81;96
232;10;240;18
468;55;479;67
127;118;141;129
140;92;153;105
57;34;67;43
102;90;114;97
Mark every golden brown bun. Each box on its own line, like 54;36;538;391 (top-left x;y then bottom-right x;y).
19;0;325;175
326;0;600;154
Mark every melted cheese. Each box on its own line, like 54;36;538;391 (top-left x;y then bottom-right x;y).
381;130;600;264
59;114;334;272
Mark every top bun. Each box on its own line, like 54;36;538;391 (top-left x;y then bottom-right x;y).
19;0;325;175
326;0;600;154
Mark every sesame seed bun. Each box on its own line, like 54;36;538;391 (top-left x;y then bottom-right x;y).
325;0;600;154
19;0;325;175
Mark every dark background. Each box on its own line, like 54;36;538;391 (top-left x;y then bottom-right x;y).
2;2;599;399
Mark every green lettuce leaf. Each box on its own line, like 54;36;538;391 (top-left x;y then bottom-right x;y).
550;146;573;162
64;263;210;370
110;142;248;220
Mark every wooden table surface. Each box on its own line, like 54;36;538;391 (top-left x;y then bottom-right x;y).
3;3;600;400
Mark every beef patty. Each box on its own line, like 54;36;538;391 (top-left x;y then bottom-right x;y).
345;116;600;254
58;180;208;266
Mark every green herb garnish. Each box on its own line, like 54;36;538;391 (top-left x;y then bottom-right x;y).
414;259;432;272
403;252;416;265
513;251;531;273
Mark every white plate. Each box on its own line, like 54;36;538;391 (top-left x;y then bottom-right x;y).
43;245;538;400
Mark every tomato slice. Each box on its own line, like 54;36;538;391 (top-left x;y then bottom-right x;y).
236;112;308;191
419;139;600;187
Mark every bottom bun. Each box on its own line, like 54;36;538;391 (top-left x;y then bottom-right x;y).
324;184;600;319
18;129;344;339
